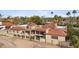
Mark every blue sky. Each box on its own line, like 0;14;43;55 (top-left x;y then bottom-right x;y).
0;10;79;17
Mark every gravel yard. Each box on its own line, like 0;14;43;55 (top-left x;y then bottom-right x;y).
0;35;60;48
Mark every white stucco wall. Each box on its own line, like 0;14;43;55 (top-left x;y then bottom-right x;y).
58;36;65;41
51;40;59;45
46;35;51;40
40;38;45;42
46;35;66;44
46;35;59;44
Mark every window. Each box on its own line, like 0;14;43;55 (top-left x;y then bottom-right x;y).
51;36;58;39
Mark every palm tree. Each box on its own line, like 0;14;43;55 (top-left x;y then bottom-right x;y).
66;11;71;25
66;11;75;45
66;11;71;17
66;11;72;41
0;14;2;21
66;11;71;23
0;14;2;18
51;11;53;18
7;16;11;19
54;15;59;20
51;11;53;15
72;10;77;23
72;10;77;17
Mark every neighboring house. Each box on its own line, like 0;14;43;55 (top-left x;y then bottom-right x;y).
43;22;57;29
2;22;14;26
10;26;25;35
2;21;14;29
0;22;14;30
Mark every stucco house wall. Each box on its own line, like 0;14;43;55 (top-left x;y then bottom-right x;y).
40;38;46;42
46;35;59;44
58;36;65;41
45;35;65;45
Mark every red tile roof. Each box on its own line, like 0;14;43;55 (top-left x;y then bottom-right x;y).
43;22;57;29
10;26;25;31
46;28;66;36
36;28;45;32
2;22;14;26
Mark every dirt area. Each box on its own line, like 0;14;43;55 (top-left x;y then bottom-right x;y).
0;35;60;48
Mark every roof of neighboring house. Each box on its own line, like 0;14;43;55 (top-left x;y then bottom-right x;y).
10;26;25;31
43;22;57;29
2;22;14;26
46;28;66;36
36;28;46;32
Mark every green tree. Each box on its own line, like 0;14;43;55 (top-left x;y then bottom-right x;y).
13;16;22;24
53;15;59;20
66;11;73;41
28;16;42;25
20;16;27;24
76;16;79;24
58;16;63;21
41;16;45;24
72;35;79;48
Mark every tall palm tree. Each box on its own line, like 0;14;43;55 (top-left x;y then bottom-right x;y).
7;16;11;19
51;11;53;15
66;11;71;26
0;14;2;18
66;11;71;17
0;14;2;21
66;11;71;23
66;11;74;44
51;11;53;17
72;10;77;18
66;11;71;40
50;11;53;22
72;10;77;23
54;15;59;20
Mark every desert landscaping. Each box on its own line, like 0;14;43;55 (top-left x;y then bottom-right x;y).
0;34;60;48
